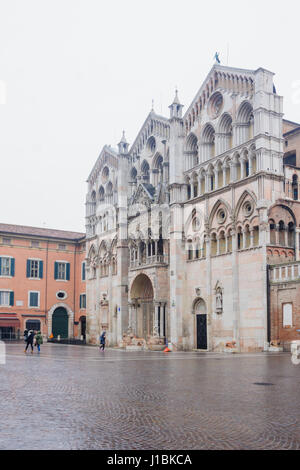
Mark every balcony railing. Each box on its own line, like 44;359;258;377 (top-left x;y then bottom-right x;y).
130;254;168;269
269;262;300;283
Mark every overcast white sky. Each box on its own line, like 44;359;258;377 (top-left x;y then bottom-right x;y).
0;0;299;233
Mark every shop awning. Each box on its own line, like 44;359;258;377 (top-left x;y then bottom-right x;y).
0;316;20;328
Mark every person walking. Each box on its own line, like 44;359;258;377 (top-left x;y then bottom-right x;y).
99;331;106;351
24;330;35;354
35;331;43;353
23;329;28;343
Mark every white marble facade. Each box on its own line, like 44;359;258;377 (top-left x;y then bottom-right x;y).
85;64;290;352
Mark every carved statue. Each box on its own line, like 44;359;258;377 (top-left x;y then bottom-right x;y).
216;287;223;314
214;52;221;64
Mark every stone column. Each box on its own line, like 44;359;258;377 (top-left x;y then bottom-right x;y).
284;228;288;247
249;155;253;175
153;302;160;337
275;224;280;245
205;173;209;193
295;228;300;261
127;302;133;333
225;234;229;253
131;302;137;335
231;229;240;351
223;166;227;187
250;229;254;248
160;303;166;338
240;158;245;179
214;169;219;190
242;229;247;250
216;235;220;256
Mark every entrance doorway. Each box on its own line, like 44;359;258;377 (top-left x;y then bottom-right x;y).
79;316;86;340
194;298;207;350
130;273;154;340
52;307;68;338
26;320;41;332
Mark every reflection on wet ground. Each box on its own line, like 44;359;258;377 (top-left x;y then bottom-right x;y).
0;343;299;450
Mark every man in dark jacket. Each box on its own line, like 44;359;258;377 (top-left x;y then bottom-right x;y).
24;330;35;354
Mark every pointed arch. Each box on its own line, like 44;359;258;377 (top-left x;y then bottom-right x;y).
88;243;96;260
185;132;198;152
234;189;257;220
98;239;108;257
209;198;232;228
236;101;253;124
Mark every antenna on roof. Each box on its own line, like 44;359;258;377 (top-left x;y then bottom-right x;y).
227;43;229;66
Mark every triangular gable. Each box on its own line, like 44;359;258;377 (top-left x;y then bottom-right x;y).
87;145;118;185
131;182;155;208
184;64;255;120
130;111;170;157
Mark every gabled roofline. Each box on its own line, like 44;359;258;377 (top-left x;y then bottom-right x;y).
129;110;169;155
183;64;256;119
87;145;118;182
0;223;85;242
283;126;300;137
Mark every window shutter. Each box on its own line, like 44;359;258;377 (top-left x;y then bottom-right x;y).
39;261;43;279
66;263;70;281
83;294;86;309
82;262;85;281
80;295;82;309
0;257;2;275
30;292;38;307
9;291;14;306
26;260;31;278
11;258;15;277
54;262;58;280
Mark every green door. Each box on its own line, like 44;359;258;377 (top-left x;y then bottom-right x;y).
52;307;68;338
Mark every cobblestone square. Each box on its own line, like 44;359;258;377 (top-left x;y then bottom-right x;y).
0;343;299;450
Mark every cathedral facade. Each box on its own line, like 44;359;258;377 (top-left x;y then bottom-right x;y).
85;64;300;352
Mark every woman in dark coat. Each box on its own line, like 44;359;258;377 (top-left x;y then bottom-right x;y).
99;331;106;351
24;330;35;354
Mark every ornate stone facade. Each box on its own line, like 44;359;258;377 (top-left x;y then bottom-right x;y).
85;64;300;352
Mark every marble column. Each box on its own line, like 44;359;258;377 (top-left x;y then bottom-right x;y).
153;302;160;337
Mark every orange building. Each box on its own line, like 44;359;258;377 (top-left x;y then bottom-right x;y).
0;223;86;341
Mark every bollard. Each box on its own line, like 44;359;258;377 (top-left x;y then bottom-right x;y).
57;335;61;342
0;341;6;365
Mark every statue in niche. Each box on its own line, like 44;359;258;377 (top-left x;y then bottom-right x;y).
215;287;223;314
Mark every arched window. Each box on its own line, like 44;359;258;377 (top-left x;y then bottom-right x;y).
292;175;298;200
185;133;198;168
218;113;233;152
236;102;254;144
210;233;217;256
288;222;295;248
219;231;226;254
279;220;285;246
130;167;137;183
99;186;105;202
141;160;150;183
200;124;215;161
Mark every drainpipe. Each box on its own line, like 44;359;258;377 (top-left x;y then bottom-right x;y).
266;264;271;343
73;243;76;339
45;240;49;332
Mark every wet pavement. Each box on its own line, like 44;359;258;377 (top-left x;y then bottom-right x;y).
0;342;300;450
